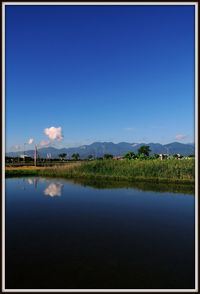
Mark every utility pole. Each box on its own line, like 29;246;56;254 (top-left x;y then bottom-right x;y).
24;143;26;165
34;144;37;167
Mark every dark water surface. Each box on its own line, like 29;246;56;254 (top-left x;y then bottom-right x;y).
5;177;195;289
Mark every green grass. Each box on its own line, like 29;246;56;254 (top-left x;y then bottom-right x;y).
75;159;195;184
5;158;195;184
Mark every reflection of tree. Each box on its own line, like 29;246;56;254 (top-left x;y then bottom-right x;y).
44;183;64;197
72;178;194;195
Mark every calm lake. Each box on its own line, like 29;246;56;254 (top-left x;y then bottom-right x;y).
5;177;195;290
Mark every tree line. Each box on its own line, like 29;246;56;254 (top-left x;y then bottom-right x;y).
5;145;194;164
58;146;152;161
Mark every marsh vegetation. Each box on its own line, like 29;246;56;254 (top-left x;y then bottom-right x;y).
5;158;195;184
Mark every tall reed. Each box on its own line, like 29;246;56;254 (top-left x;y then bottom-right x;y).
5;159;195;184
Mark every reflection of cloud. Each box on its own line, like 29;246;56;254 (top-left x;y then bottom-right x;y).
27;179;33;185
26;178;38;188
44;183;64;197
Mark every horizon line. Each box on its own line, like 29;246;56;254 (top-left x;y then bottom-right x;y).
6;140;195;153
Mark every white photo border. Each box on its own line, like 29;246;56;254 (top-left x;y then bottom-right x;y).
2;1;198;292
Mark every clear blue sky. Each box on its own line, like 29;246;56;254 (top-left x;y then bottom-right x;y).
5;4;195;151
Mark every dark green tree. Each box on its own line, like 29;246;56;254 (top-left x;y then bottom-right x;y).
59;153;67;161
124;151;136;160
150;153;160;159
72;153;80;160
97;157;103;160
138;145;151;157
138;153;147;160
103;154;113;159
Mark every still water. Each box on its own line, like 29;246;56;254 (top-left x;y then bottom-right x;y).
5;177;195;289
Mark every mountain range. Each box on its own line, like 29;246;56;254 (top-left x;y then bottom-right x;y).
6;142;195;158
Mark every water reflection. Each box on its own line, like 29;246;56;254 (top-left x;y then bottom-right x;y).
27;179;33;185
22;176;194;196
27;178;38;188
25;178;64;197
44;183;64;197
72;178;195;195
6;177;195;289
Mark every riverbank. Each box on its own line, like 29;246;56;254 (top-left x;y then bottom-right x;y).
5;159;195;184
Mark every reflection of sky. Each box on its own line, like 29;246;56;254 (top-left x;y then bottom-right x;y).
6;177;195;289
44;183;64;197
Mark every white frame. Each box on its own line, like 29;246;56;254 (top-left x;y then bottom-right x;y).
2;2;198;292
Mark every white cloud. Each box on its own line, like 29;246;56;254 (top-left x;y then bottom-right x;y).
11;144;21;151
28;138;34;144
175;134;187;141
39;140;50;147
44;126;63;141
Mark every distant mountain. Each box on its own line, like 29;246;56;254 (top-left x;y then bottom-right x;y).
6;142;195;159
163;142;195;155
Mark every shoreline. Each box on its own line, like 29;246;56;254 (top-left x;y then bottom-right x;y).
5;165;195;185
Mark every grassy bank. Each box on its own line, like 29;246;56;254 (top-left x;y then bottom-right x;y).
5;159;195;184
